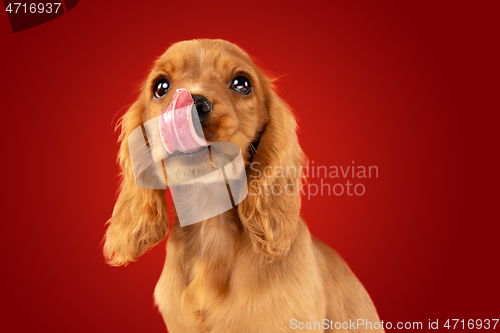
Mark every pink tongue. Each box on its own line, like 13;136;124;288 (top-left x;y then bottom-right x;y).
159;88;208;154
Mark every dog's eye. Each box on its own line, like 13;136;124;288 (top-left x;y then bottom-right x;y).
230;75;252;94
154;79;170;99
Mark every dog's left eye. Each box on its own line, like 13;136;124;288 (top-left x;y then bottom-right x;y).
154;79;170;99
230;75;252;94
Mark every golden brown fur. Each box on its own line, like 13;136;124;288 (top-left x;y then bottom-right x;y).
104;39;383;332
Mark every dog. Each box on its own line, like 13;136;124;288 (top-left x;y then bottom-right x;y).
103;39;383;332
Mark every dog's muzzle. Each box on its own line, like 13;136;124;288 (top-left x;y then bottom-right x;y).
127;88;248;226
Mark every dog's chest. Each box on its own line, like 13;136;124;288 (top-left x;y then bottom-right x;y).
154;221;239;331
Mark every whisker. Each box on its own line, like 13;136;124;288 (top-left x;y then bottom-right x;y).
248;141;257;154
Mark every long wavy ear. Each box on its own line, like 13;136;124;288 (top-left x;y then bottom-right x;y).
238;82;306;260
103;100;169;266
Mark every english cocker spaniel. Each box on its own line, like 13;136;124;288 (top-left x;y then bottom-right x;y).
104;39;383;332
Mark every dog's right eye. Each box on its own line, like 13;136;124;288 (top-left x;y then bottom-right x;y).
230;75;252;94
154;79;170;99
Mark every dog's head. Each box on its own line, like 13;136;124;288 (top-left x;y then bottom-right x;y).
104;39;305;266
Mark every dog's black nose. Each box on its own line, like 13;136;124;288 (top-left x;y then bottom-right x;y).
192;94;212;123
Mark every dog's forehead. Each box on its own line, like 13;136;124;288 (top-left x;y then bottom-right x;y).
154;40;254;78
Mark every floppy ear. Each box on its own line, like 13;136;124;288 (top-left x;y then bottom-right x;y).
103;100;169;266
238;84;306;260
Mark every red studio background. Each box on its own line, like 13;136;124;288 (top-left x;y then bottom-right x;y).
1;1;499;332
